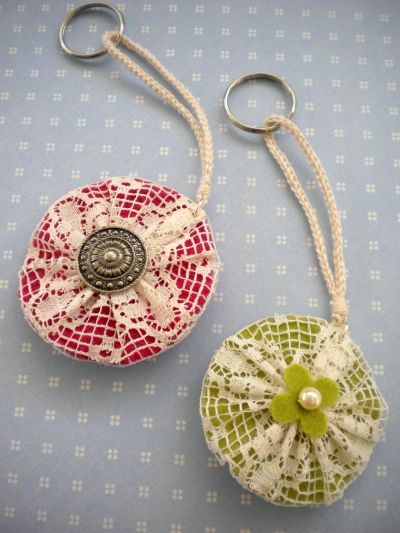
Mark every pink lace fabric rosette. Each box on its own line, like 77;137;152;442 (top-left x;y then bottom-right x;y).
19;177;219;366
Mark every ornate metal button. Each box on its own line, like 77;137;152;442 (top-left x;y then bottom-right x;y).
77;227;147;292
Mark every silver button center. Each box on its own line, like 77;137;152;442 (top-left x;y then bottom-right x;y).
77;227;147;292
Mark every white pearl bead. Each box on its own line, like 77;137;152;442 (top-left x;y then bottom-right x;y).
104;250;117;262
298;387;322;410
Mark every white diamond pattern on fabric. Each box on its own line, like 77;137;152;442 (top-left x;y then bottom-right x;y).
200;315;387;507
19;176;219;366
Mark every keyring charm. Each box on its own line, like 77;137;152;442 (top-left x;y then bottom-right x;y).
224;72;296;133
19;6;220;366
59;2;125;59
200;75;387;507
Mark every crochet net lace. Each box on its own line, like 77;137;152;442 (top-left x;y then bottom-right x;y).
19;177;219;365
200;314;387;506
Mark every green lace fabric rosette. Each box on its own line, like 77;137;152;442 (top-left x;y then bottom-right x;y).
200;315;387;506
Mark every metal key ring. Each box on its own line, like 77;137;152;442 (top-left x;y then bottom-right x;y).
224;73;296;133
59;2;125;59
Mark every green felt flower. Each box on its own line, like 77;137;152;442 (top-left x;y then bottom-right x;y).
270;363;340;438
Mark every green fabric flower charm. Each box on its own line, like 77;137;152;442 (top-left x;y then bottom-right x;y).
270;363;340;438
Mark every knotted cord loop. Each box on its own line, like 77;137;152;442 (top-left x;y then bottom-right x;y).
264;114;347;327
102;31;213;205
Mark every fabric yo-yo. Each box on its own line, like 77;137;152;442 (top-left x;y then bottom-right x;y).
19;5;219;366
200;74;387;506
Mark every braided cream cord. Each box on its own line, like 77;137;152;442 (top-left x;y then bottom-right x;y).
264;115;347;327
102;31;213;204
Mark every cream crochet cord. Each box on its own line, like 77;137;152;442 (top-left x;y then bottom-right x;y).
200;115;388;506
265;115;347;328
102;31;213;205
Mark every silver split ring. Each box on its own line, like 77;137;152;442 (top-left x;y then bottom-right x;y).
59;2;125;59
224;72;296;133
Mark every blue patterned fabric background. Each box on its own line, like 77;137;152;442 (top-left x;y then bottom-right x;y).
0;1;399;532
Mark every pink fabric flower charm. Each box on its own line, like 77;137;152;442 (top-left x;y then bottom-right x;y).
270;363;340;437
19;177;219;366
